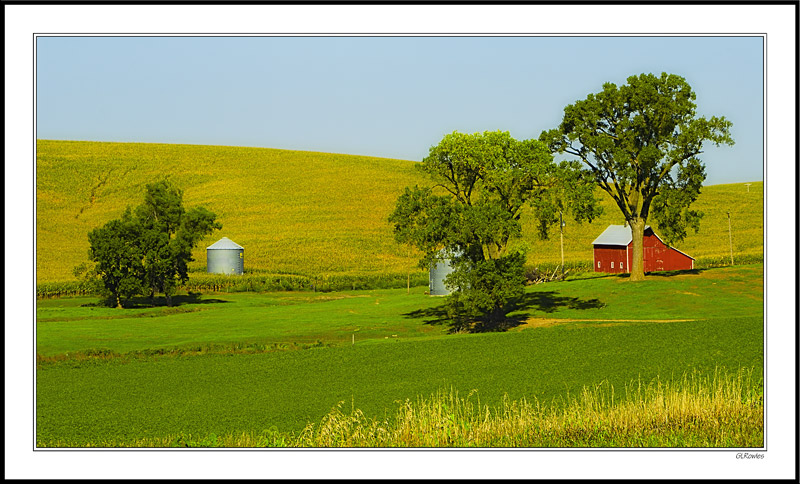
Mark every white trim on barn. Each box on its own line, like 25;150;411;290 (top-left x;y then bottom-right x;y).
644;230;695;260
626;244;630;273
593;224;695;261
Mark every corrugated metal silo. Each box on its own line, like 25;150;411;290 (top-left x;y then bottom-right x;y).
429;249;456;296
207;237;244;275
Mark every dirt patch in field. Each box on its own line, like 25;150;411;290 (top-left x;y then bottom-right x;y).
699;268;764;282
278;294;372;303
37;306;210;322
514;317;697;331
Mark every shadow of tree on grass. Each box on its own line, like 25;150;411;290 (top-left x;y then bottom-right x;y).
129;293;231;308
403;305;451;327
566;268;705;282
643;268;706;278
403;291;605;334
517;291;605;314
84;292;230;308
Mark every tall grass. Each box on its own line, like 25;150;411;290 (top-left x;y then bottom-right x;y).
38;368;762;448
295;368;762;448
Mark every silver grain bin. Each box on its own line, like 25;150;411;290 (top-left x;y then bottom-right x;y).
429;249;457;296
207;237;244;275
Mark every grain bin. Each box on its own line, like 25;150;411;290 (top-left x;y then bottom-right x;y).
429;249;457;296
207;237;244;275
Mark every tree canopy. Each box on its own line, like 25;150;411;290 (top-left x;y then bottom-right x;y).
88;209;146;309
88;180;221;307
389;130;599;329
540;72;734;280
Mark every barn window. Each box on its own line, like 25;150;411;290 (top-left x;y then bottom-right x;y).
620;261;624;269
597;261;601;268
611;262;614;269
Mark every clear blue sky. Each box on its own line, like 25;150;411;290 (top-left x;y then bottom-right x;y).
36;35;763;185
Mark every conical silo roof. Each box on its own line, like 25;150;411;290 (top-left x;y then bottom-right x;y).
207;237;244;250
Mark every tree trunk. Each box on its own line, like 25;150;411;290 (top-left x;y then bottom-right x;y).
115;295;122;309
486;305;506;327
629;218;646;281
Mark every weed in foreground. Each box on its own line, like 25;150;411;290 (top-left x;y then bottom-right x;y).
37;368;762;448
295;368;761;448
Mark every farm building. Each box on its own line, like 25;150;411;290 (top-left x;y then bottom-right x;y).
591;225;694;274
207;237;244;275
429;249;457;296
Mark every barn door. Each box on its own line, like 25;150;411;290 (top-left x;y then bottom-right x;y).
659;246;668;271
652;246;666;271
643;247;666;272
644;247;654;272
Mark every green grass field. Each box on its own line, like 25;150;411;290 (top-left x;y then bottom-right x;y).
48;373;762;448
36;139;763;283
35;139;764;447
36;264;763;446
37;345;762;447
36;264;763;357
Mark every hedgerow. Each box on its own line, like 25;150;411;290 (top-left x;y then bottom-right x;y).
37;271;431;298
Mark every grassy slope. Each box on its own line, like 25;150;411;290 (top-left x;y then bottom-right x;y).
99;371;762;448
36;264;763;357
36;289;448;356
37;318;762;445
36;139;763;282
36;265;763;444
36;139;427;282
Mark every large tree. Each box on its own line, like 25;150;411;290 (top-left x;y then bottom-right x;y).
135;181;221;306
540;72;734;281
88;180;221;307
389;130;599;330
88;209;146;308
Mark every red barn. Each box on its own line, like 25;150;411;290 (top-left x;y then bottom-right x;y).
591;225;695;274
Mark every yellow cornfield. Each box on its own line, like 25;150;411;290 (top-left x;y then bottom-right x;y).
36;140;427;282
36;139;763;283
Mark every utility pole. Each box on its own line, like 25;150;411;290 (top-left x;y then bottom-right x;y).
559;211;565;278
727;211;734;266
407;247;411;295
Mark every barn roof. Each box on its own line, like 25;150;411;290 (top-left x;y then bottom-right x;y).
207;237;243;250
591;225;649;246
668;246;696;260
591;224;695;260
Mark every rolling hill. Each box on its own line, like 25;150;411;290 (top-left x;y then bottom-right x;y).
35;139;763;283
